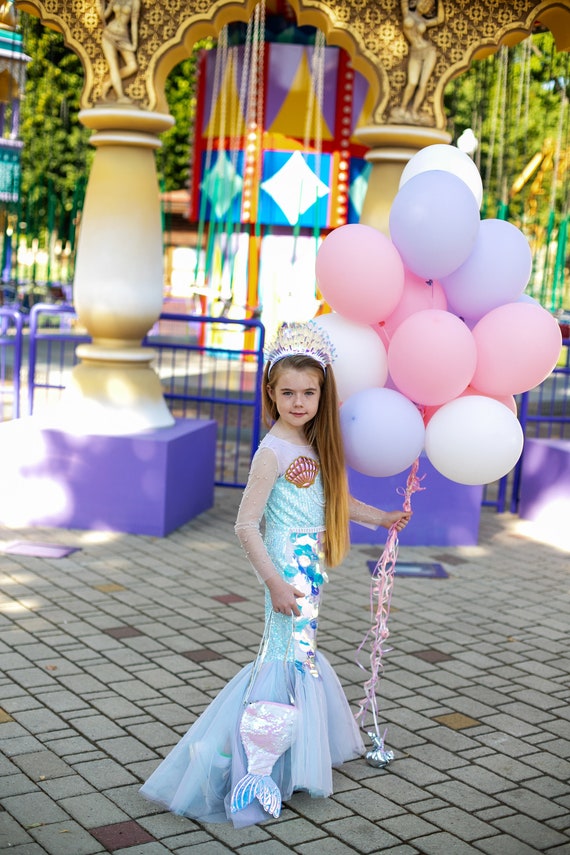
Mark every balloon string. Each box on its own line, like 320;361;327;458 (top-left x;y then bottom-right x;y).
355;458;425;735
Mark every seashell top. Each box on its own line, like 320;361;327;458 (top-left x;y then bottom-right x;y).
235;434;325;585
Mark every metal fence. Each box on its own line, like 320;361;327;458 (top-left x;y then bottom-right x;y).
0;307;24;420
4;303;570;503
26;303;265;489
482;335;570;512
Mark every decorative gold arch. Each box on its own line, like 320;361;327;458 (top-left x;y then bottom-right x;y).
14;0;570;128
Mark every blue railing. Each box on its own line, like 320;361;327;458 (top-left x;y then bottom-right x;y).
9;303;570;502
0;307;24;420
26;304;265;489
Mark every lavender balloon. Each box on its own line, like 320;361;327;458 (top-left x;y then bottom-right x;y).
441;219;532;321
389;170;480;280
340;387;425;478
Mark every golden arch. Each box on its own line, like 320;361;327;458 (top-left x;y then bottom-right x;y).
14;0;570;127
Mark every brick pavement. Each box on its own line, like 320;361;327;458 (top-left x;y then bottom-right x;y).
0;488;569;854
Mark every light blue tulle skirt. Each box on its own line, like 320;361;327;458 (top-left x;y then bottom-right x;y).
139;651;365;828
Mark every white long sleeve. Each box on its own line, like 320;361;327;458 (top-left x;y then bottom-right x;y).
234;447;281;583
348;495;386;530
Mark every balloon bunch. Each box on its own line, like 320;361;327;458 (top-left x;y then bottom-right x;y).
315;144;563;486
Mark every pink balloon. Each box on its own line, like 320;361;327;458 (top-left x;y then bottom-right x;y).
388;309;477;406
471;303;563;396
381;269;447;338
422;387;517;426
316;224;405;324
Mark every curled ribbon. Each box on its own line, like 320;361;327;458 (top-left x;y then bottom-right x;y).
355;458;425;750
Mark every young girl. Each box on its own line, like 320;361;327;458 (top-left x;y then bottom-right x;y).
139;321;411;828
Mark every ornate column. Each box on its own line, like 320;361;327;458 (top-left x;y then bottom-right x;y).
66;106;175;433
13;0;187;435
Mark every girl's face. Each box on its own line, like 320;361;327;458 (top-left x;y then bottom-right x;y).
268;366;321;432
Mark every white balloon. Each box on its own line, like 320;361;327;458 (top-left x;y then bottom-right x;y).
340;387;425;477
425;396;524;485
400;144;483;209
314;313;388;402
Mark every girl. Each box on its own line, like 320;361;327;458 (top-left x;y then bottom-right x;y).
139;321;411;828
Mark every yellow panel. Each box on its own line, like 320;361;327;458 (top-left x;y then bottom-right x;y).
268;50;333;141
203;53;247;139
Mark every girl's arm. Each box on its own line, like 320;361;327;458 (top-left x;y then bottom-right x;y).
348;495;411;532
235;448;303;615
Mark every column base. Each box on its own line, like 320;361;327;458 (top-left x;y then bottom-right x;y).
0;417;217;536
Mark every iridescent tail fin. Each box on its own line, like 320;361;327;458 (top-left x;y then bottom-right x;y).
230;772;282;818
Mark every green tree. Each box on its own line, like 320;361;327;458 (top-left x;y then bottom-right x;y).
445;31;569;226
19;13;92;245
157;42;212;192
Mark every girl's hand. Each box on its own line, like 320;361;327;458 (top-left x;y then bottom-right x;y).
381;510;412;531
266;575;304;616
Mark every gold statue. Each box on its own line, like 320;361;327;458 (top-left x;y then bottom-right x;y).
99;0;141;102
390;0;445;125
0;0;17;29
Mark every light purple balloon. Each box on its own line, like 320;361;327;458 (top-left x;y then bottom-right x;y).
441;219;532;320
389;170;480;280
340;387;425;477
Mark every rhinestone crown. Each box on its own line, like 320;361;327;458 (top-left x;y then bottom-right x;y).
265;321;336;374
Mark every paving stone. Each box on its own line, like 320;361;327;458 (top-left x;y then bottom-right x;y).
13;750;74;781
0;811;34;847
496;785;569;820
39;774;96;800
475;833;553;855
0;770;41;797
28;819;105;855
493;814;569;850
322;817;401;853
267;817;327;845
405;744;470;771
333;787;404;821
427;780;498;811
72;758;138;789
58;792;129;828
410;831;482;854
2;790;71;825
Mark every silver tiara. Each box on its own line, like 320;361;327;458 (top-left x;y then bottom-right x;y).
265;321;336;373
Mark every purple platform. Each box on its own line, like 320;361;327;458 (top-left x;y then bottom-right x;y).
518;437;570;521
348;456;483;546
0;417;217;536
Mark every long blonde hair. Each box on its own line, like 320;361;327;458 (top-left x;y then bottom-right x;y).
263;354;350;567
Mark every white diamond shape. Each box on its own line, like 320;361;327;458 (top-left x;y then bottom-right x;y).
261;151;329;225
201;150;243;219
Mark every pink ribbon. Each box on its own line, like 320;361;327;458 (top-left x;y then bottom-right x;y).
355;458;425;737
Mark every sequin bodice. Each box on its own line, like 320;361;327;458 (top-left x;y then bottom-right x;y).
256;436;328;671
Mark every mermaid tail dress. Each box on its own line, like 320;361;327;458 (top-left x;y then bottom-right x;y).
139;434;364;827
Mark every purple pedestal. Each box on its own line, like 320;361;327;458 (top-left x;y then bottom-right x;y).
518;438;570;521
348;456;483;546
0;417;217;536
